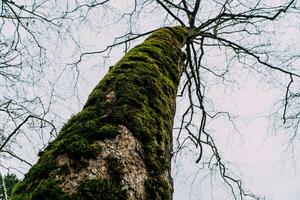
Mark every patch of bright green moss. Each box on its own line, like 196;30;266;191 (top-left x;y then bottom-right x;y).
88;123;120;140
54;134;99;159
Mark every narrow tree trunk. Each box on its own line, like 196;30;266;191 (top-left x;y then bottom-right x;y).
11;26;188;200
1;173;8;200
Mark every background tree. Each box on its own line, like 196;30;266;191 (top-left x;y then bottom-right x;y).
1;0;300;199
0;173;19;199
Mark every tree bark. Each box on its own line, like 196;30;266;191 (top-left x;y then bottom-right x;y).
10;26;189;200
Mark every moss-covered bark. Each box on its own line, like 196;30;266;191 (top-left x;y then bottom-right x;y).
10;26;189;200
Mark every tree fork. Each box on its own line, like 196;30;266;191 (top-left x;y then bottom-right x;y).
10;26;189;200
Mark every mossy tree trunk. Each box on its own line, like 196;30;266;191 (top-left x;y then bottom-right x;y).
10;27;189;200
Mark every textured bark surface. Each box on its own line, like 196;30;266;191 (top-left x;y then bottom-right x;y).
10;26;188;200
57;125;148;199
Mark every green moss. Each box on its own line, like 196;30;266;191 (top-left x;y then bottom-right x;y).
106;157;124;182
145;176;171;200
11;178;70;200
10;193;31;200
143;140;169;174
12;151;57;195
57;164;70;175
31;179;70;200
103;26;186;198
146;26;189;47
55;135;100;160
90;124;119;139
73;178;127;200
101;26;187;198
71;160;89;172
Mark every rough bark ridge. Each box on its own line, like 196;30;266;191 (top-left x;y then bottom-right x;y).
10;26;188;200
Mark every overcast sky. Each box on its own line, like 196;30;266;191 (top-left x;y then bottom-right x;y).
173;72;300;199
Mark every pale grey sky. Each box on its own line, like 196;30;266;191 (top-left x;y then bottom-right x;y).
173;73;300;199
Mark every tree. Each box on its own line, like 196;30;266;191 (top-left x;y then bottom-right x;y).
9;26;191;199
0;173;19;199
2;0;300;199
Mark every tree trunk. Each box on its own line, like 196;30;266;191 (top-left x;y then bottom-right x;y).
1;173;8;200
10;26;188;200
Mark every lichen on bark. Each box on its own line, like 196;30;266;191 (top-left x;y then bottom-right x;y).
10;26;189;200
